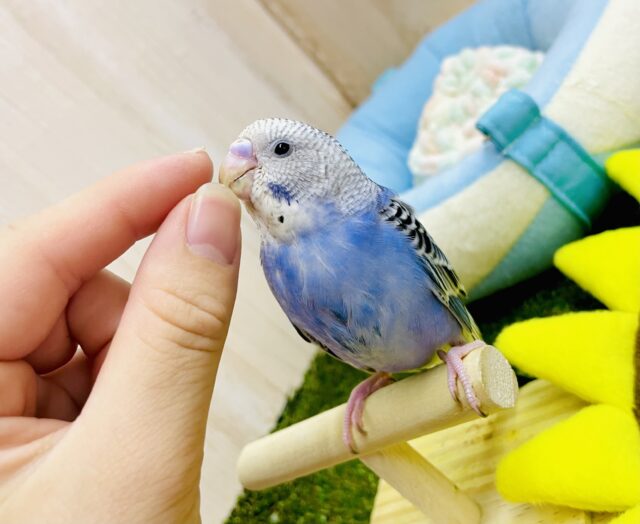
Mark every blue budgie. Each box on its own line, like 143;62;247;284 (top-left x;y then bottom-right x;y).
220;118;486;452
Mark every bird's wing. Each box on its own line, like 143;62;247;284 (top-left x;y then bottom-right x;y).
291;322;314;343
380;198;481;339
289;319;359;366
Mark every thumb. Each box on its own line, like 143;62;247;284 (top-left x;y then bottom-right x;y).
79;182;241;498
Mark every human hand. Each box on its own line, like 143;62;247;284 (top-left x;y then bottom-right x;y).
0;150;241;523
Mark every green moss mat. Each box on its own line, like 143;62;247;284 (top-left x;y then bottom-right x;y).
226;192;638;524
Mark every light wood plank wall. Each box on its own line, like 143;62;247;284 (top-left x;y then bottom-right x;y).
260;0;473;104
0;1;472;521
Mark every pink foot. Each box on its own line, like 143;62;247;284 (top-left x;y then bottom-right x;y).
438;340;486;417
343;372;393;453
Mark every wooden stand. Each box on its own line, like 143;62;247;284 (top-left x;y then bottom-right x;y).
371;380;618;524
237;345;518;523
362;442;481;524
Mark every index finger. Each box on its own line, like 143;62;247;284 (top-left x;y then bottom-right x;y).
0;150;212;359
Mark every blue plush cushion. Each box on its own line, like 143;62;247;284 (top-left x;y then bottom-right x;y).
476;89;612;228
336;0;607;205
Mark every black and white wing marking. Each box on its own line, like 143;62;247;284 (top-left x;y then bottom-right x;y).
380;198;481;339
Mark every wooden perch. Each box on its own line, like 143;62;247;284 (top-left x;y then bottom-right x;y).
362;442;482;524
238;345;517;491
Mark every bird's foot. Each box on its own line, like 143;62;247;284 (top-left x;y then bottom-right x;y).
437;340;486;417
343;372;393;454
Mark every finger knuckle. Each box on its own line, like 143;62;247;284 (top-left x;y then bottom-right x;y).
139;285;229;353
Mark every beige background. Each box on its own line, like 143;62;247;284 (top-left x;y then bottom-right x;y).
0;1;471;521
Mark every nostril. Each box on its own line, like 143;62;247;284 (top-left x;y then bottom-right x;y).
229;138;253;159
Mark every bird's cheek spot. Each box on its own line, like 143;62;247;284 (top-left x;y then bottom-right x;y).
267;182;293;206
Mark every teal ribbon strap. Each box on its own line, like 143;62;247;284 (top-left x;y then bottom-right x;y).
476;89;612;228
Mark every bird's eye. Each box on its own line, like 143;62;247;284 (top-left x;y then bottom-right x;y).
273;141;291;157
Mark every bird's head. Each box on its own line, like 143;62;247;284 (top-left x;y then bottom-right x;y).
219;118;378;241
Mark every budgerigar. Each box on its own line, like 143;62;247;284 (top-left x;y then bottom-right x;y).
219;118;486;452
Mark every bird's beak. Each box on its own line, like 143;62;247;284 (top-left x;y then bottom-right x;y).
219;138;258;201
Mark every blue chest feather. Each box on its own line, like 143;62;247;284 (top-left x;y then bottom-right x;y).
260;206;462;373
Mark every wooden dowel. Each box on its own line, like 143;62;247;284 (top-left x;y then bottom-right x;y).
361;442;481;524
238;345;517;490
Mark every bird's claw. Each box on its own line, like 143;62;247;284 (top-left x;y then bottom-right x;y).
440;341;486;416
352;411;367;436
343;372;393;454
438;349;460;403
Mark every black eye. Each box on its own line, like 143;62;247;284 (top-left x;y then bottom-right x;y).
273;141;291;157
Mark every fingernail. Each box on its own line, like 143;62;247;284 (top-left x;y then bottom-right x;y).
184;146;207;154
187;183;240;264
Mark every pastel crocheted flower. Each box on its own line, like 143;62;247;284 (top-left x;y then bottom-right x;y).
408;46;543;184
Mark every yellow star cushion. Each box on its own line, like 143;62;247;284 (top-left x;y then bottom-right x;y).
497;404;640;512
607;149;640;201
495;311;638;410
554;228;640;314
